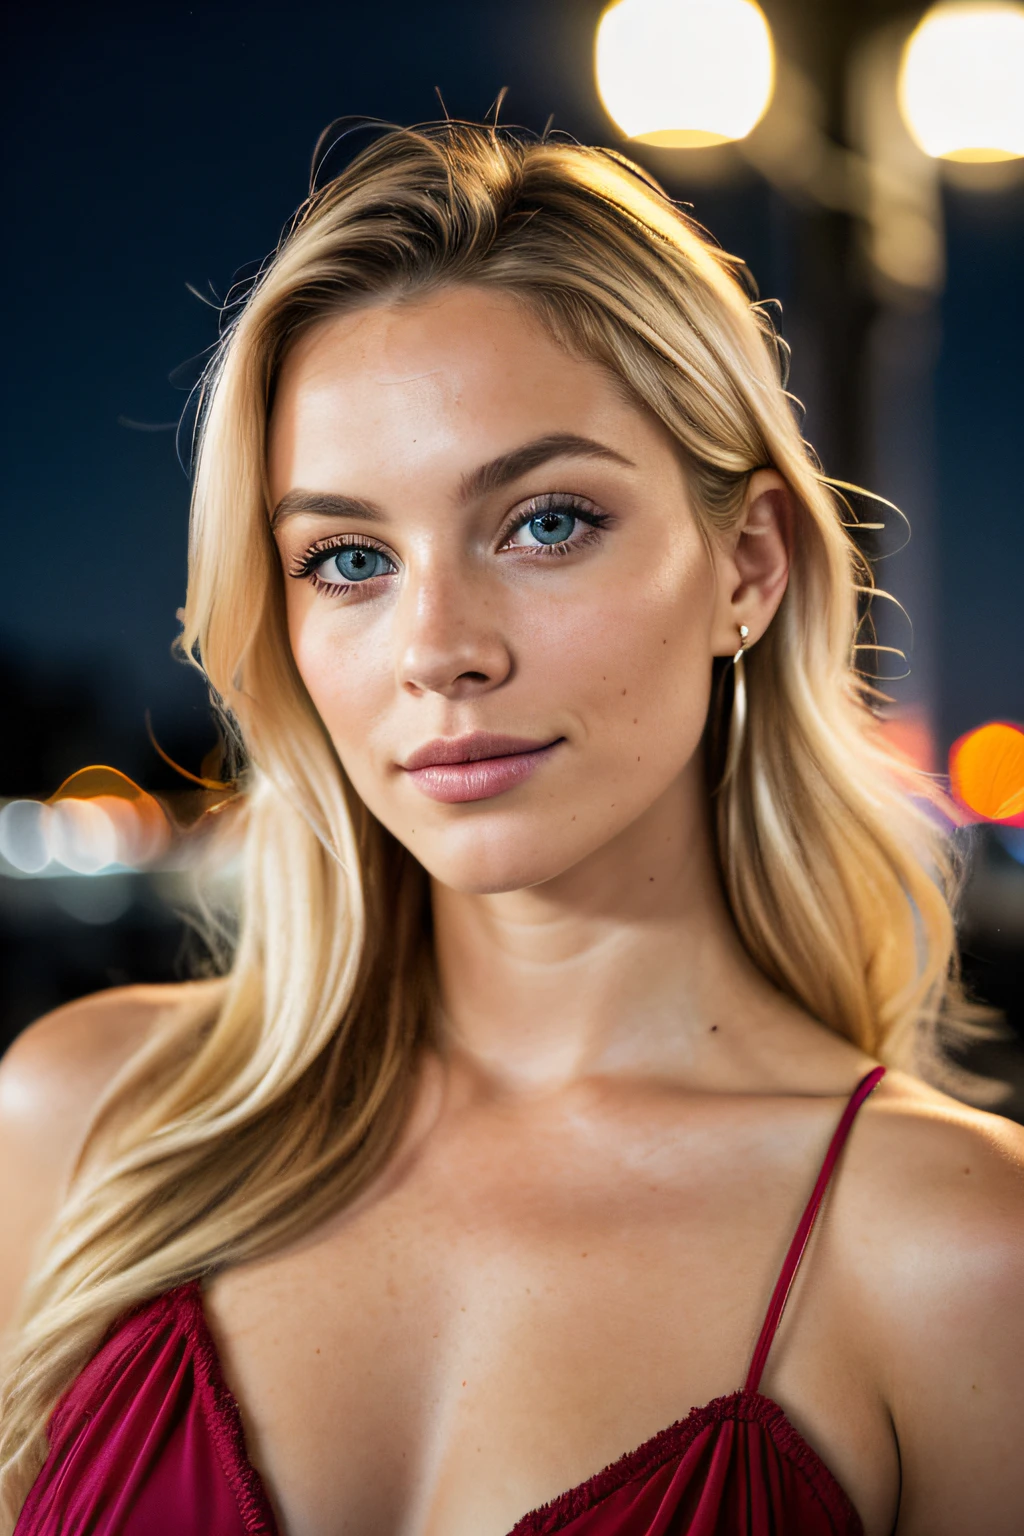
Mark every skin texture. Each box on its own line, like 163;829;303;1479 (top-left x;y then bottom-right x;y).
2;286;1023;1536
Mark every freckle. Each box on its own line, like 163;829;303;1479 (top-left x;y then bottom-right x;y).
581;1252;588;1258
462;1380;467;1387
662;638;667;645
649;876;654;882
621;688;627;696
964;1166;971;1175
315;1347;321;1354
633;718;638;724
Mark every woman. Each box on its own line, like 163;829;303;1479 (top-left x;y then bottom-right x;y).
0;121;1021;1536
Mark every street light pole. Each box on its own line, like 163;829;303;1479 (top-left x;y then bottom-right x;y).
747;1;947;764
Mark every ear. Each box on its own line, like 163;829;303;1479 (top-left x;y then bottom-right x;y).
709;469;792;658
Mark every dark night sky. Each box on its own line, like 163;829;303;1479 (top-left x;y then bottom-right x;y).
2;0;1021;796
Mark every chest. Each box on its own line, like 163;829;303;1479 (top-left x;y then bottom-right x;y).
202;1104;897;1536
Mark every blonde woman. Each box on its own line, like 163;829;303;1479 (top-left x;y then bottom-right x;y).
1;122;1022;1536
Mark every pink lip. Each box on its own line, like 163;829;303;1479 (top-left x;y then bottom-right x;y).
400;732;563;804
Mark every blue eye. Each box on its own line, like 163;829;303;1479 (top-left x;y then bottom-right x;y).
508;510;578;548
319;546;392;584
531;511;576;544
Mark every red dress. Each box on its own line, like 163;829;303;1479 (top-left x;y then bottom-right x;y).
16;1067;885;1535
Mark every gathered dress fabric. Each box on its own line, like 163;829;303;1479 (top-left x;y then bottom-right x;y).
16;1066;885;1536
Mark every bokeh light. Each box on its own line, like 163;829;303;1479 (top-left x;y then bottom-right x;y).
899;2;1024;162
594;0;774;148
0;766;171;876
949;721;1024;823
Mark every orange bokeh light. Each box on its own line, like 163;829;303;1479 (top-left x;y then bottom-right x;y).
47;765;171;867
948;720;1024;825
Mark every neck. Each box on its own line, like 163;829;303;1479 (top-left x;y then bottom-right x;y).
431;764;777;1094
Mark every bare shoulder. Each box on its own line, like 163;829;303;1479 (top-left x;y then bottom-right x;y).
836;1070;1024;1532
853;1067;1024;1226
0;980;215;1146
0;981;217;1333
841;1068;1024;1301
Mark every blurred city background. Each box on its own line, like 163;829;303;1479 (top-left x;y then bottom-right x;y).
1;1;1022;1108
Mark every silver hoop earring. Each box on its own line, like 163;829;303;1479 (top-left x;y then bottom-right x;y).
719;624;749;792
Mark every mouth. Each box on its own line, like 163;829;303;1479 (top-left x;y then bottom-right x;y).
399;732;564;804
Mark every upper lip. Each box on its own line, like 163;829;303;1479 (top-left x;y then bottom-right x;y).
400;732;560;771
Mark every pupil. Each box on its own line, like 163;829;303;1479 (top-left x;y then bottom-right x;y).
531;511;575;545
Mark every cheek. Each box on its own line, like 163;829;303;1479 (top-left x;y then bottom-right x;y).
286;595;393;747
535;556;715;768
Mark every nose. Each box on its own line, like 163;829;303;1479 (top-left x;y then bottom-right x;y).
395;562;513;700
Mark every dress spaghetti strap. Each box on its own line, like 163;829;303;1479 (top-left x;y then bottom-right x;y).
744;1065;886;1395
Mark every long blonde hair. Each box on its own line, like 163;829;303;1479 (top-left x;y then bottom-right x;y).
0;120;968;1516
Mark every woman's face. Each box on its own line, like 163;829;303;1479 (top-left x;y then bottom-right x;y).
269;286;737;895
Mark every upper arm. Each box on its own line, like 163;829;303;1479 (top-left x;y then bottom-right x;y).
0;986;174;1337
873;1104;1024;1534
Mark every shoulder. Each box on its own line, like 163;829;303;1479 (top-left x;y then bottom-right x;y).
836;1071;1024;1531
841;1069;1024;1309
0;982;216;1333
0;981;210;1144
851;1067;1024;1236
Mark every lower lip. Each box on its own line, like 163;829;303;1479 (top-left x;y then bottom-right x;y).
404;743;562;804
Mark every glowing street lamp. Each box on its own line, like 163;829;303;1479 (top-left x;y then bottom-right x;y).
594;0;775;148
898;2;1024;162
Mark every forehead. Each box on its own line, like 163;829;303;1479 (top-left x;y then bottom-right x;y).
267;286;659;498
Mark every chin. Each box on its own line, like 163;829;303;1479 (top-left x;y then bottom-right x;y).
396;813;600;896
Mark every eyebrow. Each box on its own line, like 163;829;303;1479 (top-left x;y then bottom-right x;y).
458;433;635;501
270;489;383;528
270;432;635;529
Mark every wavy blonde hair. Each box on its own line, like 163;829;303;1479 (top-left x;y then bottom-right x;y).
0;120;968;1519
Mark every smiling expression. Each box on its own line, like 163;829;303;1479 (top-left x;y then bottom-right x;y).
269;285;731;894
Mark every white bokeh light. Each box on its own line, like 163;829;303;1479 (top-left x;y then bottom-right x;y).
48;799;121;875
595;0;775;147
0;800;53;874
0;791;170;876
899;2;1024;161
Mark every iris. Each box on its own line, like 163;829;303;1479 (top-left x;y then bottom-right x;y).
528;510;576;544
331;547;391;581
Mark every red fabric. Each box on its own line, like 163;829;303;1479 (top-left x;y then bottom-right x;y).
15;1067;884;1536
507;1394;860;1535
15;1287;276;1536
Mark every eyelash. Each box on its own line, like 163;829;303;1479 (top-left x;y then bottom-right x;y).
290;494;612;598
